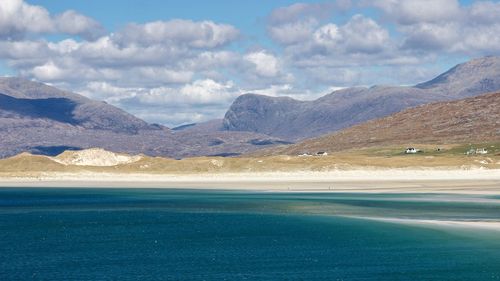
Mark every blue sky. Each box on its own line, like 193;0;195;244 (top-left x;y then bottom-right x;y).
1;0;499;126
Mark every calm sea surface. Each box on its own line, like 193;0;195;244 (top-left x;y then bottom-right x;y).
0;188;499;280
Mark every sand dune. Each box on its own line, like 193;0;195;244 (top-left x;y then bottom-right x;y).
51;148;142;166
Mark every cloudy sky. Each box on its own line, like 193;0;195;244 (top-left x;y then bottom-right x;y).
1;0;499;126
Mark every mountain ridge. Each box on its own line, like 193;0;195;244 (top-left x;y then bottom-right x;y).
0;78;288;158
223;56;500;140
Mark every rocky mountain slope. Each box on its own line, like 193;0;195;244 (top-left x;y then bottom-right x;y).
223;56;500;140
0;77;157;133
259;92;500;156
0;78;287;158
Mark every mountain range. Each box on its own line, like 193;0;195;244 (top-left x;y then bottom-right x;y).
1;56;500;158
0;78;286;158
223;56;500;140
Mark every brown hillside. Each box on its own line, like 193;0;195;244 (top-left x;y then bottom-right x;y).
261;92;500;155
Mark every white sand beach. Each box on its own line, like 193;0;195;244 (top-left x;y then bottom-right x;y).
1;169;500;194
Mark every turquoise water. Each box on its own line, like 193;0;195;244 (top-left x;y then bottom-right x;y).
0;188;499;280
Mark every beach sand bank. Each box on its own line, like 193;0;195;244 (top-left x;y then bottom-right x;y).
1;169;500;194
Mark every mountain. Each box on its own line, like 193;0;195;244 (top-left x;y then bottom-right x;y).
0;78;288;158
0;77;158;133
223;56;500;140
257;91;500;156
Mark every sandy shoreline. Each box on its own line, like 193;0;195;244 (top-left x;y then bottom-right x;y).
1;169;500;194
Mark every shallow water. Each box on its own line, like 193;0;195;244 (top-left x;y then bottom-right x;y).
0;188;499;280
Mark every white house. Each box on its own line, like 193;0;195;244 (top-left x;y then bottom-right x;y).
405;147;420;154
316;151;328;156
476;148;488;155
466;148;489;155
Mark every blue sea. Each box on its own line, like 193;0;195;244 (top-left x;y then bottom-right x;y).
1;188;499;280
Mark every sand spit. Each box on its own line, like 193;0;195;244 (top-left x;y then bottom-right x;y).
348;216;500;232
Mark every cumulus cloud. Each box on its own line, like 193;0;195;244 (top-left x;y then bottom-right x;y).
268;18;318;45
277;13;393;71
0;0;53;39
370;0;500;55
0;0;104;40
139;79;240;105
266;2;394;73
318;14;390;54
78;79;244;126
55;10;105;40
264;0;500;89
114;20;239;48
469;1;500;24
244;51;280;78
268;2;334;25
0;15;242;88
267;2;337;45
371;0;462;25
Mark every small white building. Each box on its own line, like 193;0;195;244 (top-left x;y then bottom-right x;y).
316;151;328;156
466;148;489;155
405;147;420;154
476;148;488;155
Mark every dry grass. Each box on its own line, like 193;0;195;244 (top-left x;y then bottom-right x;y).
0;143;499;178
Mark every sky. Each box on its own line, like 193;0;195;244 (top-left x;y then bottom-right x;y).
1;0;499;126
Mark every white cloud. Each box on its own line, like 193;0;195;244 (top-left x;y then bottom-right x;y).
469;1;500;24
81;81;138;104
268;18;317;45
278;13;393;72
139;79;241;105
339;15;390;53
0;0;103;40
77;79;245;126
31;61;64;80
401;22;461;51
267;2;338;46
368;0;500;55
244;51;280;78
313;24;341;46
0;0;53;39
371;0;462;25
309;15;390;54
55;10;105;40
0;40;49;61
115;20;239;49
268;2;334;25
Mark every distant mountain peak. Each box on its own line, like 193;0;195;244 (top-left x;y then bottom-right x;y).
223;56;500;140
0;77;154;134
416;55;500;90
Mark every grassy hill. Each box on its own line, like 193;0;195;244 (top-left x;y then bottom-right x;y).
258;92;500;156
